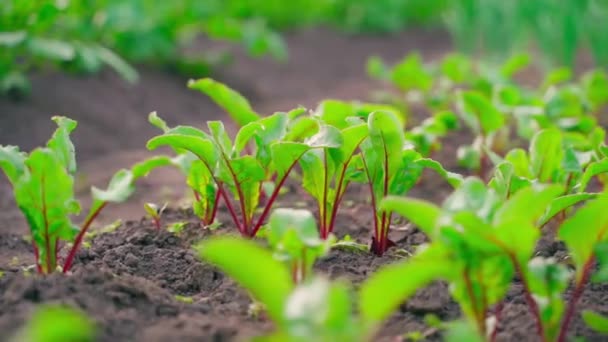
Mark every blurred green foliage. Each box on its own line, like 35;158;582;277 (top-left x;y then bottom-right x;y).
1;0;607;98
9;305;96;342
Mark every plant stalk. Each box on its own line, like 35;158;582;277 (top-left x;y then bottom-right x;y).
250;158;302;237
63;201;108;273
556;256;595;342
510;254;547;342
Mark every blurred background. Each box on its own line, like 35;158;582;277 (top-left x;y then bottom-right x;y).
1;0;607;221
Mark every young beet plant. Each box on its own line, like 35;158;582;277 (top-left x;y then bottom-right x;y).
358;111;462;256
380;176;608;341
149;112;219;225
267;208;332;283
299;118;368;239
0;117;169;274
195;234;452;342
147;112;340;237
489;127;608;227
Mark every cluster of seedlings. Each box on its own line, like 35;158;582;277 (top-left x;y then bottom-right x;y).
1;52;608;341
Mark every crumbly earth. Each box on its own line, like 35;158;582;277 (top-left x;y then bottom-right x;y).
0;28;606;341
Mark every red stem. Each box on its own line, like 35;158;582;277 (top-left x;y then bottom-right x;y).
361;156;379;245
207;190;221;224
33;244;42;273
40;174;53;273
217;184;244;234
556;257;595;342
325;138;366;236
463;268;485;335
250;158;302;237
153;217;161;230
490;301;505;342
321;151;329;238
62;202;108;273
510;253;547;342
221;153;250;233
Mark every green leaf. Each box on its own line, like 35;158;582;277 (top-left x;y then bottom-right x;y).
188;78;260;127
559;193;608;280
489;161;532;200
493;184;564;226
538;193;597;227
441;53;472;83
578;158;608;193
444;320;485;342
306;125;343;149
208;121;233;154
271;142;310;179
283;277;356;340
442;177;497;221
390;53;433;92
593;241;608;283
148;112;170;132
366;55;389;80
0;31;26;47
147;134;217;167
131;156;172;180
10;305;96;342
299;150;326;200
91;169;135;203
359;244;450;324
505;148;532;178
530;129;564;182
95;46;138;83
268;208;319;247
582;310;608;333
235;122;263;153
380;196;440;237
15;149;80;272
28;38;75;61
46;116;78;175
195;237;293;325
0;145;26;184
460;91;505;135
500;53;530;79
416;158;463;188
542;67;572;88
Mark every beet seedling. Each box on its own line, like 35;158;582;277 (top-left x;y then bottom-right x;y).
299;118;368;239
196;236;455;341
380;176;608;341
149;112;220;226
357;111;462;256
148;110;340;237
0;116;170;274
380;178;565;340
267;208;332;283
144;202;167;230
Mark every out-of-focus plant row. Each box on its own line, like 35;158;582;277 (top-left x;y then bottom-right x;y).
2;0;607;98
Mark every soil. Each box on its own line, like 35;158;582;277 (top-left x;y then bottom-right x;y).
0;27;607;341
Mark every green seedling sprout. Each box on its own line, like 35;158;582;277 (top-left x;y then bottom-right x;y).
380;178;565;340
380;175;608;342
488;127;608;227
267;208;332;283
144;202;168;230
357;111;462;256
0;116;170;274
10;305;95;342
196;236;454;342
298;113;368;239
149;112;220;226
455;90;506;177
149;81;341;237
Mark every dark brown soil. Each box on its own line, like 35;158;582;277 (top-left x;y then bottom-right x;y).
0;27;606;341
